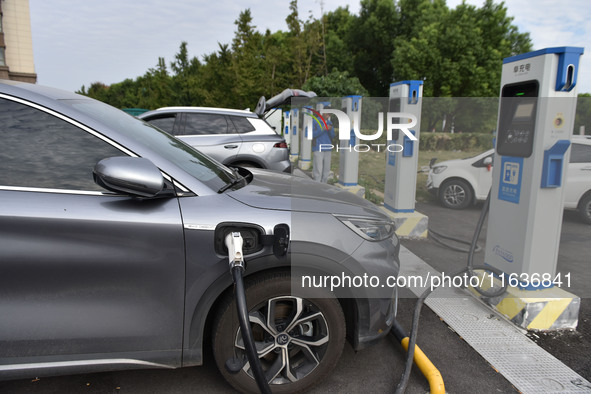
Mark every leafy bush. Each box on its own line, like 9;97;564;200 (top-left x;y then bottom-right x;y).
419;132;493;151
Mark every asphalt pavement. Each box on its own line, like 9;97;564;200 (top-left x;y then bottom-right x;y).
1;200;589;393
405;201;591;382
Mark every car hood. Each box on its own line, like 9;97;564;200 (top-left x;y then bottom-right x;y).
434;158;464;168
433;150;494;169
228;169;387;217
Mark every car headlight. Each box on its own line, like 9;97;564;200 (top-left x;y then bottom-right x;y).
432;165;447;174
334;215;395;241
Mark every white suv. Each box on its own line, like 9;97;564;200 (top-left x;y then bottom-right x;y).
139;107;291;173
427;136;591;224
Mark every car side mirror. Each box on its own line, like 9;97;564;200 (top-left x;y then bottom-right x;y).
93;157;165;198
483;157;493;165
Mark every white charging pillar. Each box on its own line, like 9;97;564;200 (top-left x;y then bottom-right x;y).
336;96;363;197
482;46;584;330
283;110;291;147
299;106;313;170
289;108;299;163
384;81;423;212
380;81;428;238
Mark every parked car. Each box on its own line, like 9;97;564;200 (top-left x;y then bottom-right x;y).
138;107;292;173
427;136;591;223
0;80;399;393
427;149;495;210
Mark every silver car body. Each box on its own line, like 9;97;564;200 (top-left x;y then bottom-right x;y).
0;80;399;380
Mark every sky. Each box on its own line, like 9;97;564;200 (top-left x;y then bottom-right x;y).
28;0;591;94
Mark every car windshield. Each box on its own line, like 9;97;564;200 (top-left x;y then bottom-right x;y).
61;99;236;191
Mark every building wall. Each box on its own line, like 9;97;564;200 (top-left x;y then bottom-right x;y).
1;0;36;83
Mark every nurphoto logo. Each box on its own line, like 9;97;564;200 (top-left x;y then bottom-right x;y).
304;108;418;153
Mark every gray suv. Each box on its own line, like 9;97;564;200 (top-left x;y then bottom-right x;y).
0;80;399;393
138;107;292;173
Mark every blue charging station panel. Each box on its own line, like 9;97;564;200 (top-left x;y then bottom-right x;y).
403;130;416;157
541;140;571;188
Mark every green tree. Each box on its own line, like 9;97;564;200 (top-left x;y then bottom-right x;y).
135;57;174;109
285;0;323;87
392;0;532;97
170;41;202;105
231;9;266;108
324;6;355;75
302;69;368;97
392;0;532;133
261;30;292;97
347;0;400;96
198;43;236;108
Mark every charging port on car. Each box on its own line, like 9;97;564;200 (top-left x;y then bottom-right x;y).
214;223;265;256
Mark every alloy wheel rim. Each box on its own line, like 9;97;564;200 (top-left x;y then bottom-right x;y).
234;296;330;385
444;185;465;206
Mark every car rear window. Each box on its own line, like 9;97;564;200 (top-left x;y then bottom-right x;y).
229;115;256;133
184;113;228;135
570;142;591;163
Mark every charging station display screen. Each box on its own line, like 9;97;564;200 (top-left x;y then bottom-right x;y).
496;80;539;158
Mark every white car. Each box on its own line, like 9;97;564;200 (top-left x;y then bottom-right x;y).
139;107;292;172
427;136;591;224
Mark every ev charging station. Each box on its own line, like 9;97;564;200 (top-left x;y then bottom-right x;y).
299;107;313;170
483;47;584;330
289;108;300;163
336;96;365;197
283;110;291;146
381;81;429;238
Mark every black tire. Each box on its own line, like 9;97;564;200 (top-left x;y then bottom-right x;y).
439;179;473;210
212;272;345;394
578;193;591;225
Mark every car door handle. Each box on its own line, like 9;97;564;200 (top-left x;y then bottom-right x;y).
581;166;591;171
224;145;238;149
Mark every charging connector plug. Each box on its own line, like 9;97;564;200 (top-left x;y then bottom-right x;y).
225;232;245;270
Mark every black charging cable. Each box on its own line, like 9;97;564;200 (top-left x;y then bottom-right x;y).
394;192;507;393
225;233;272;394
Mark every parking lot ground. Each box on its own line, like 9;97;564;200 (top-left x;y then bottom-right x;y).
403;201;591;382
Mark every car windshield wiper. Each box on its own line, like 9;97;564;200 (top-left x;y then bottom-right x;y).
217;169;245;193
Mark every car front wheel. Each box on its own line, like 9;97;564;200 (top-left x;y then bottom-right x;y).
439;179;473;210
212;272;346;394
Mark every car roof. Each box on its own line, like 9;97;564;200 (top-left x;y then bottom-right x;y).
0;79;88;103
140;106;258;118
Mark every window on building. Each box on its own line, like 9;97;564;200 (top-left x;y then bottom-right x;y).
0;48;5;67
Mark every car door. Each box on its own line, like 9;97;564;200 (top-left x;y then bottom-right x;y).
178;112;242;164
565;142;591;207
0;97;186;367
